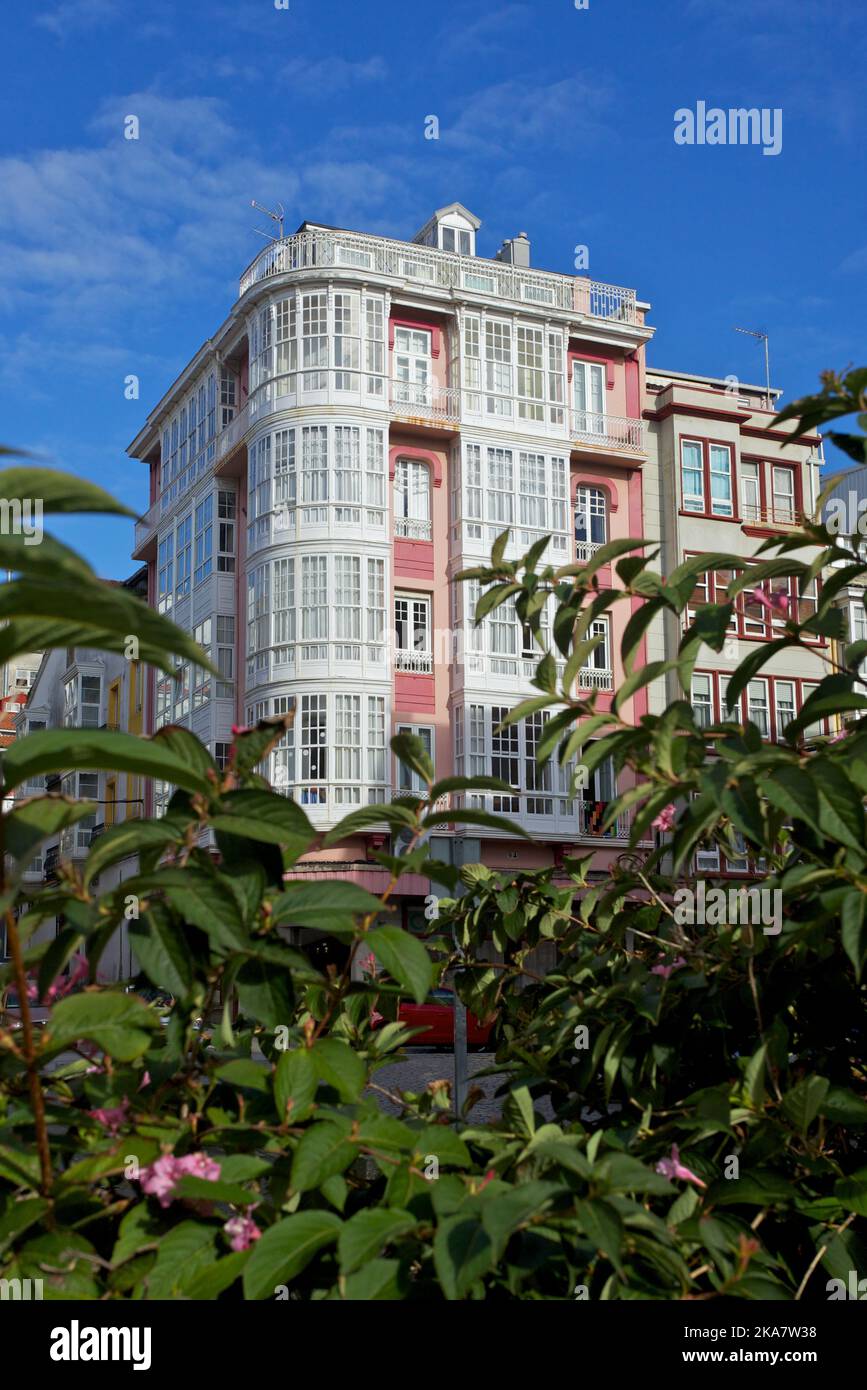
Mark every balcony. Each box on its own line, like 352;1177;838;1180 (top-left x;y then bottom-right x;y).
238;228;639;326
741;503;800;531
43;845;60;883
132;497;162;559
394;649;434;674
570;411;645;455
394;516;432;541
217;400;251;464
577;667;614;692
388;379;461;430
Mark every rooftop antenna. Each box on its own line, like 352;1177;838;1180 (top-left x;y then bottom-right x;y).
733;326;771;409
250;200;285;243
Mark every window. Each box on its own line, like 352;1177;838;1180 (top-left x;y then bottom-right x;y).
680;439;734;518
741;461;761;521
393;328;431;406
484;320;512;413
397;724;433;794
747;679;770;737
394;595;432;672
158;531;173;613
441;226;472;256
849;600;867;644
525;710;552;813
13;668;32;690
577;618;611;688
573;360;605;435
218;491;236;570
335;694;361;781
516;326;544;422
368;696;387;787
681;440;705;513
64;674;101;728
194;494;213;584
214;743;231;771
334;426;361;516
301;292;328;390
575;486;607;555
272;559;295;661
301;426;328;506
519;453;546;529
247;564;270;676
775;680;796;733
334;556;361;657
368;559;385;647
300;694;327;796
365;297;385;393
491;706;519;804
176;514;192;596
691;673;713;728
333;293;360;389
301;555;328;651
487;448;514;525
394;459;432;539
771;465;795;522
216;615;234;697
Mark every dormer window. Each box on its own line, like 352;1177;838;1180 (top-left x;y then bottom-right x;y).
441;226;472;256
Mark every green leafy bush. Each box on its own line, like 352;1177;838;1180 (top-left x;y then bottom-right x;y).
0;379;865;1301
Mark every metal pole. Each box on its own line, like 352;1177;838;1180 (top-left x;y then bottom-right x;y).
451;835;468;1117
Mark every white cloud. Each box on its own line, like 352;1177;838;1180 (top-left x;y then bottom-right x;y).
34;0;124;38
281;55;387;96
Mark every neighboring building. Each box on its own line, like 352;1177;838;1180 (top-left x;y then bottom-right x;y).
2;569;147;979
644;368;828;871
128;204;657;930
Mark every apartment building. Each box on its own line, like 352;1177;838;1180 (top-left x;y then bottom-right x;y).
2;569;147;978
644;368;828;872
128;204;657;921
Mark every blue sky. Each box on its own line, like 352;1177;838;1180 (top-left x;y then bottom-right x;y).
2;0;864;575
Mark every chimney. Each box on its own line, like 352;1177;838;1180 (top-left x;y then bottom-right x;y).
495;232;531;268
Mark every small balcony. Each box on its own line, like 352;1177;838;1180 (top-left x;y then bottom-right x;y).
132;498;163;560
741;503;800;531
388;379;461;430
394;649;434;675
43;845;60;883
394;516;432;541
570;411;645;456
577;667;614;692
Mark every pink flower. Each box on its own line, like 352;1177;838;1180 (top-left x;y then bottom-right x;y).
87;1098;129;1135
656;1144;706;1189
231;723;252;736
360;952;377;976
651;955;686;980
370;1009;384;1026
651;804;677;833
139;1151;221;1208
746;585;789;617
224;1215;261;1252
829;730;850;744
138;1071;151;1090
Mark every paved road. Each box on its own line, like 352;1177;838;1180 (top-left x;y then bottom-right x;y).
369;1048;506;1121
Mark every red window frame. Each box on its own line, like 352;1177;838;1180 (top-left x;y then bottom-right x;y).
690;668;827;742
740;455;803;528
679;435;738;522
683;552;823;645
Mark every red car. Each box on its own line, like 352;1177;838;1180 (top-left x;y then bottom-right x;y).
396;988;494;1049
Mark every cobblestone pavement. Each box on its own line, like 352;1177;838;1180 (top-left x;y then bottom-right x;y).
369;1048;507;1122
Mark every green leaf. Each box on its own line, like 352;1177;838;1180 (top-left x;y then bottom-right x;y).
84;814;191;887
835;1168;867;1218
340;1257;407;1300
290;1124;357;1193
433;1214;495;1300
0;465;136;517
236;958;294;1028
814;763;866;852
322;803;419;847
311;1038;366;1101
481;1181;563;1260
781;1075;830;1134
46;991;159;1060
841;889;867;981
577;1198;624;1273
274;1047;318;1122
4;797;96;868
128;906;195;1000
2;729;212;797
337;1208;416;1274
821;1087;867;1126
391;732;435;787
369;925;433;1004
145;1221;217;1299
210;790;315;855
183;1250;249;1300
270;881;384;928
422;808;533;839
763;766;820;829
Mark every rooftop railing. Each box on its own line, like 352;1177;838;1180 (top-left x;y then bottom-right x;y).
239;229;638;326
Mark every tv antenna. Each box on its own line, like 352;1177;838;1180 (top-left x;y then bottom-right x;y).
251;200;285;243
733;326;771;409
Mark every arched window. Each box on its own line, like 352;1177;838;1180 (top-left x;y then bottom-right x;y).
575;485;607;558
394;458;432;539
